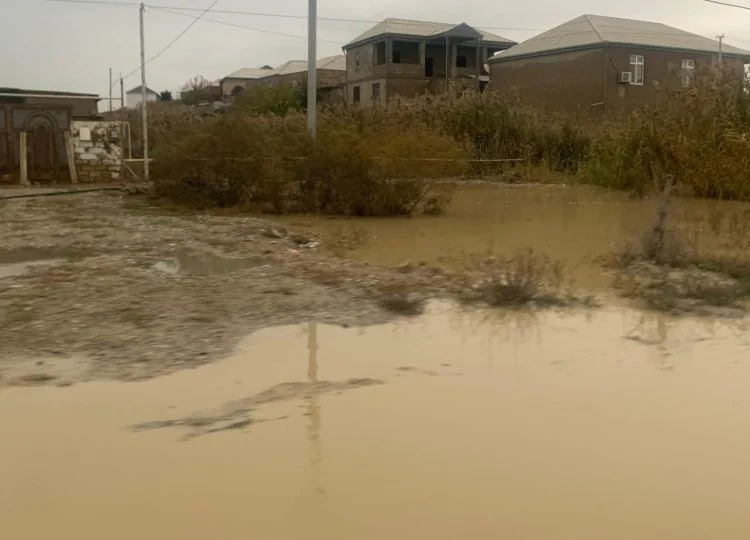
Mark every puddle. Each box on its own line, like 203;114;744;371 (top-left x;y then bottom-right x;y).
277;184;750;291
2;304;750;538
0;248;83;279
152;250;266;275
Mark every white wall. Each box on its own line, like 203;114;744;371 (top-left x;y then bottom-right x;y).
126;91;157;109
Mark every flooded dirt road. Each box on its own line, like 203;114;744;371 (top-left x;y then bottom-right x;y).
283;183;750;290
3;303;750;539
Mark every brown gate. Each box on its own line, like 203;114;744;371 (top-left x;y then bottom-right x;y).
27;122;58;182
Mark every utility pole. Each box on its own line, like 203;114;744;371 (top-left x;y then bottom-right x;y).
120;74;124;112
717;34;725;63
307;0;317;137
109;67;113;112
140;2;149;181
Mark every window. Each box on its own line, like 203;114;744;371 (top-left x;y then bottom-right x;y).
352;86;360;103
354;52;361;70
392;50;401;64
681;59;695;88
372;83;381;101
456;55;468;68
373;42;386;65
630;54;645;85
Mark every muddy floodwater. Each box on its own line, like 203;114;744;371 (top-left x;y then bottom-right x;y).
280;183;750;290
3;303;750;539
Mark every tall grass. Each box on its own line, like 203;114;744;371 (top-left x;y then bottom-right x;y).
148;73;750;213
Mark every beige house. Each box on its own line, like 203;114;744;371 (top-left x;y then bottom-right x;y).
220;56;346;101
220;66;274;98
343;18;515;104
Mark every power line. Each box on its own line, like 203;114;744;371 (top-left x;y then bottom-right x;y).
703;0;750;9
152;7;344;45
120;0;218;81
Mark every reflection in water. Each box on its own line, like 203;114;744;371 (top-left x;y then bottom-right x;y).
305;322;324;496
5;305;750;539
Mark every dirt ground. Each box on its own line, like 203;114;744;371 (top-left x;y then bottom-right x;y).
0;192;456;387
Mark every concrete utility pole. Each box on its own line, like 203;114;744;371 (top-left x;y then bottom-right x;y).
109;67;113;112
307;0;317;137
140;2;149;181
717;34;725;63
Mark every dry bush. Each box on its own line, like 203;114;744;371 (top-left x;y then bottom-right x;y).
152;101;469;215
456;248;577;307
584;72;750;199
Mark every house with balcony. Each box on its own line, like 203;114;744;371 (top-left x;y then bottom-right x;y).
343;18;516;104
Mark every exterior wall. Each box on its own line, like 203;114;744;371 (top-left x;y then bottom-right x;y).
71;120;122;183
604;46;743;114
490;45;745;114
126;91;158;109
345;38;505;104
489;48;607;112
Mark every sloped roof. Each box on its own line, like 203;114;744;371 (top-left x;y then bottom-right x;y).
0;87;98;98
491;14;750;62
345;18;515;49
271;55;346;76
223;66;274;80
126;85;159;95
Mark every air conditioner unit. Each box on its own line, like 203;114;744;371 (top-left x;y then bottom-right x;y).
619;71;633;84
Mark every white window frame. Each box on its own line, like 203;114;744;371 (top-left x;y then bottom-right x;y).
681;59;695;88
630;54;645;86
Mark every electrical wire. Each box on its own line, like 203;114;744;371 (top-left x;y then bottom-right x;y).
120;0;218;82
703;0;750;9
152;7;344;45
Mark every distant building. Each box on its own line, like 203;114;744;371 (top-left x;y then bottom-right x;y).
219;57;347;103
489;14;750;114
342;18;516;104
219;66;274;99
125;85;159;109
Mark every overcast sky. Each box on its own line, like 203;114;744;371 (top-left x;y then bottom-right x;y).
2;0;749;100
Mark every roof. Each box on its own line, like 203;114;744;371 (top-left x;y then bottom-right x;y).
126;85;159;95
344;18;515;49
222;67;274;80
491;14;750;61
270;55;346;76
0;87;98;98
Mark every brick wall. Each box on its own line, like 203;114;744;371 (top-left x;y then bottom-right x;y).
71;121;122;183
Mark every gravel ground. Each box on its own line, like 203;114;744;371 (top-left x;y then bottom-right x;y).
0;192;456;387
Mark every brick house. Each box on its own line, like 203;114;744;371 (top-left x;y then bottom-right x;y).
489;14;750;114
220;66;275;99
343;19;516;104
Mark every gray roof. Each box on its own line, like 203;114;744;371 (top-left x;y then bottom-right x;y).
126;85;159;95
490;14;750;61
271;55;346;76
344;18;515;49
223;67;274;80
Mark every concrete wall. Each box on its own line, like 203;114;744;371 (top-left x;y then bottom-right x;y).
71;121;122;183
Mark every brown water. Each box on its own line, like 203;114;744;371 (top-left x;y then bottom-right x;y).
3;303;750;539
280;184;749;289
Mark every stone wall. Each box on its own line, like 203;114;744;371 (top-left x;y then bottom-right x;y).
71;121;122;183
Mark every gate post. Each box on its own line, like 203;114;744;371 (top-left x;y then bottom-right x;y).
19;131;29;186
64;130;78;184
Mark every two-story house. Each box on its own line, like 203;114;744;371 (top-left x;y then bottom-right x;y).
489;14;750;114
343;18;516;104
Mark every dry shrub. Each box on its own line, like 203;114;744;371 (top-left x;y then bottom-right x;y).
584;72;750;199
152;99;469;215
457;248;574;307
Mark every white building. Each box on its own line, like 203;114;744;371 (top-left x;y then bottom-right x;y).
126;85;159;109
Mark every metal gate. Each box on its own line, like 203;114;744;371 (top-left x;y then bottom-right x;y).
27;122;58;182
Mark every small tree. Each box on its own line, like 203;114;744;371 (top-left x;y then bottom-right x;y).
159;90;173;102
180;76;211;105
